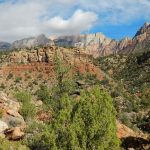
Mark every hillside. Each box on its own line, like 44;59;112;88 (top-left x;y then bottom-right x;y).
0;24;150;150
95;49;150;131
0;44;149;149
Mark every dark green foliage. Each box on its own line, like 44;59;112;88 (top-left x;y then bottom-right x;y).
36;85;51;104
26;86;120;150
140;84;150;109
53;51;70;94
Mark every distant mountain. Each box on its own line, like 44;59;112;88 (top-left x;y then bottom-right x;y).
0;23;150;57
50;33;116;57
49;23;150;57
50;33;134;57
119;22;150;54
0;42;11;50
11;34;53;49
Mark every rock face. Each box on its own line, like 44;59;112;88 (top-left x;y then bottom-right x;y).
49;23;150;57
0;121;8;133
0;92;25;138
11;34;53;49
9;46;56;63
0;42;11;50
50;33;117;57
121;22;150;54
50;33;131;57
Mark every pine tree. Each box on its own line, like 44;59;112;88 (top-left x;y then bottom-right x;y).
26;86;120;150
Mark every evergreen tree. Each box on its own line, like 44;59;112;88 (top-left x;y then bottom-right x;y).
27;86;120;150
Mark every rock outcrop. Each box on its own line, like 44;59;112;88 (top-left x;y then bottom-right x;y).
8;46;90;64
11;34;53;49
0;92;25;139
121;22;150;54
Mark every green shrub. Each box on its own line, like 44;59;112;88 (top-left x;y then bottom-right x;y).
36;85;51;104
15;91;36;121
15;91;32;103
15;77;22;83
26;86;120;150
0;137;28;150
20;102;36;121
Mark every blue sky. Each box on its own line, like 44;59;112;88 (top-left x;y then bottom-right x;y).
91;19;147;40
0;0;150;42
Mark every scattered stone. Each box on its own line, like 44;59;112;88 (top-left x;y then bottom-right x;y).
4;127;24;140
0;120;8;133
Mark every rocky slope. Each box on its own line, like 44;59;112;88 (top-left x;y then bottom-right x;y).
0;92;25;140
0;45;149;149
11;34;53;49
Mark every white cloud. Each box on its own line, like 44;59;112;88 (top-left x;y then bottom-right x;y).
0;0;97;42
0;0;150;42
42;10;98;35
78;0;150;24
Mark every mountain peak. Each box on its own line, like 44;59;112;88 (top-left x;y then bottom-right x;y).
11;34;53;49
144;22;150;27
134;22;150;37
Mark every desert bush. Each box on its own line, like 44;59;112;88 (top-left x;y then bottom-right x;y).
15;77;22;83
36;85;51;104
26;86;120;150
0;83;5;89
6;73;13;80
15;91;32;103
15;91;36;121
0;137;28;150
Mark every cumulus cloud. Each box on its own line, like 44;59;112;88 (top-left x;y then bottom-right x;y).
0;0;97;42
42;10;98;35
0;0;150;42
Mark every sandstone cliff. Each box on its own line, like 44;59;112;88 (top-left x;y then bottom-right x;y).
49;23;150;57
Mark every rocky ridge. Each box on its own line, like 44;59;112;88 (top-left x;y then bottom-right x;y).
1;23;150;57
49;23;150;57
11;34;53;49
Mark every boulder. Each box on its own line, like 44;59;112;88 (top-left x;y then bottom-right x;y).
4;127;24;140
0;92;25;128
0;120;8;133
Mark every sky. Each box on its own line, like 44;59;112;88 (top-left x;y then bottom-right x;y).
0;0;150;42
